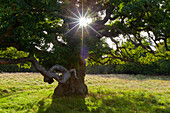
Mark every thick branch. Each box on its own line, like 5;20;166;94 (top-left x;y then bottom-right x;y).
0;56;76;84
0;57;32;64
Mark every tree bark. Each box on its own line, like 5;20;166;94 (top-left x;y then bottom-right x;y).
53;57;88;97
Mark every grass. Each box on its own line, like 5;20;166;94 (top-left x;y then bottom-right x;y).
0;73;169;113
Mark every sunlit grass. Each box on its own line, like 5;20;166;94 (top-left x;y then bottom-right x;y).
0;73;169;113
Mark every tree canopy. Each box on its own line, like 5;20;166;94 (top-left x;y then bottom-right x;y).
1;0;169;62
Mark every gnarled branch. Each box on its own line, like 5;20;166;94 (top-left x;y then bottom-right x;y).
0;56;77;84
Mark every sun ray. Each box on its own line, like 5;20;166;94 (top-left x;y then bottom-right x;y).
87;25;103;36
75;6;81;18
82;0;83;17
63;15;79;21
81;25;84;56
84;8;89;18
69;21;79;24
84;26;89;35
64;23;79;36
67;9;80;19
75;26;80;34
84;7;101;20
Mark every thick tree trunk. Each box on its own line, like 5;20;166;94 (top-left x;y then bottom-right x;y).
53;58;88;97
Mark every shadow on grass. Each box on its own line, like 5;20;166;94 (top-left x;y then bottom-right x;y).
37;91;170;113
86;91;170;113
37;95;89;113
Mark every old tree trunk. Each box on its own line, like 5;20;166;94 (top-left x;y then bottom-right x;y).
53;57;88;97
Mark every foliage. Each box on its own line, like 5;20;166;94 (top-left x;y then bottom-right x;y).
0;63;36;72
0;73;169;112
0;47;28;59
87;57;170;75
87;34;170;75
1;0;169;68
0;0;68;68
86;0;169;70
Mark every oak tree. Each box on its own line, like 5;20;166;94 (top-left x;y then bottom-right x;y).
0;0;169;96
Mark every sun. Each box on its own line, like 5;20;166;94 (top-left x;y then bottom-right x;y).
79;17;92;27
64;7;101;36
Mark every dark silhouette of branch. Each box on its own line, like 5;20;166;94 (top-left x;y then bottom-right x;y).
0;55;77;84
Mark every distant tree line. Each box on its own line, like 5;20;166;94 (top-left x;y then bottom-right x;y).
1;58;169;75
87;53;170;75
86;60;170;75
0;63;36;72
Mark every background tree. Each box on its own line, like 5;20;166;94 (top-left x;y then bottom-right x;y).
0;0;169;96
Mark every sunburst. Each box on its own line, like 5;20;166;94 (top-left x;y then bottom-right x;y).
63;1;103;62
64;4;101;36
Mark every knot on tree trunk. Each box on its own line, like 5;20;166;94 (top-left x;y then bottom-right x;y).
43;65;78;84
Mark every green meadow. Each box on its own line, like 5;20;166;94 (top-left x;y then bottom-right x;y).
0;73;169;113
